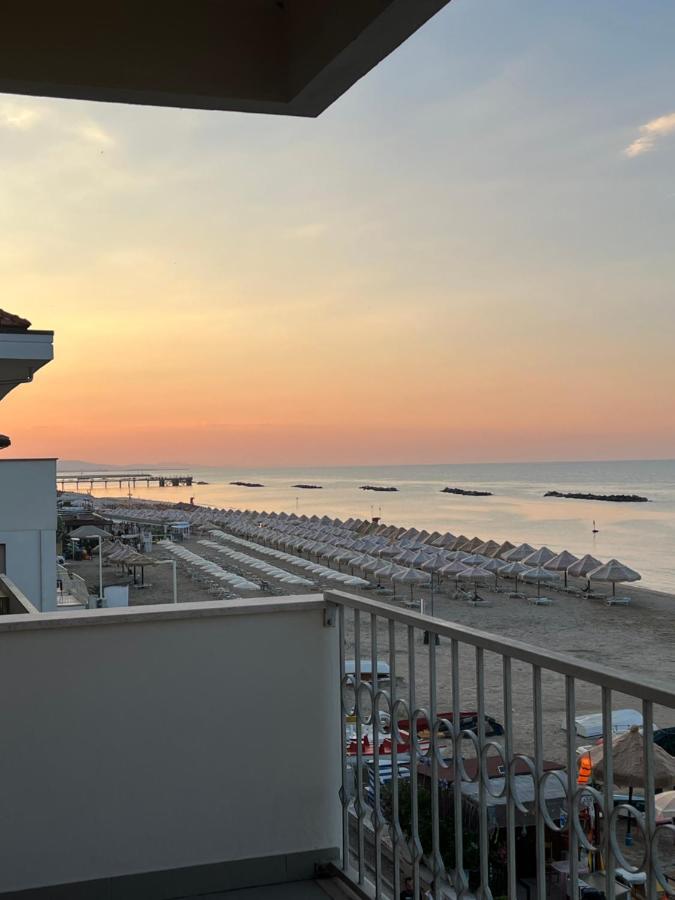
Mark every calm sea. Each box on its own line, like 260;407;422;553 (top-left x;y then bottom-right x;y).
65;459;675;593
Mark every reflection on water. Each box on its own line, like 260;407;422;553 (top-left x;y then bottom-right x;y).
72;459;675;593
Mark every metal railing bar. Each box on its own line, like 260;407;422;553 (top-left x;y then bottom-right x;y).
503;656;517;899
388;619;401;900
566;676;579;899
452;638;464;896
325;591;675;708
355;610;365;886
643;699;656;900
602;686;616;900
429;635;441;895
408;625;421;900
532;664;546;900
476;647;489;897
339;604;350;875
371;612;382;900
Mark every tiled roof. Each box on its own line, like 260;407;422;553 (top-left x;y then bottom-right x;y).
0;309;31;330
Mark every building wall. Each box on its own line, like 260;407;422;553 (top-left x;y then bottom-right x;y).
0;599;341;893
0;459;56;611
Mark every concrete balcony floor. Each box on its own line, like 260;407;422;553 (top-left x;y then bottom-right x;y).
180;877;357;899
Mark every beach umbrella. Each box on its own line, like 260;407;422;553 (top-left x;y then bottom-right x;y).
544;550;579;587
431;532;456;548
591;725;675;841
437;559;470;588
378;544;402;559
392;567;431;601
498;560;530;593
474;539;501;557
521;565;559;598
458;553;489;566
655;791;675;819
450;534;469;551
566;553;602;578
481;556;505;589
521;546;557;568
489;540;516;559
457;565;493;599
69;525;113;540
420;552;449;573
460;536;484;552
502;543;535;562
587;558;641;597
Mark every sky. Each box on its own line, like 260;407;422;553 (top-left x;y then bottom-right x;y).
2;0;675;467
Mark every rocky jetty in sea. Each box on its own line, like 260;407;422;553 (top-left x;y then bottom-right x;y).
230;481;264;488
292;484;322;489
359;485;398;492
441;487;493;497
544;490;648;502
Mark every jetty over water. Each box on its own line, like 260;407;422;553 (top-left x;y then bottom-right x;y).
58;473;193;491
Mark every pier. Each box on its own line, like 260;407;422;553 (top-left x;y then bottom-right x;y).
58;473;193;491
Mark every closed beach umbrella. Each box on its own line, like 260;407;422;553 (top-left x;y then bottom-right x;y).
521;546;557;568
489;540;516;559
544;549;579;587
393;567;430;600
587;558;641;597
521;565;559;598
502;543;535;562
498;560;530;593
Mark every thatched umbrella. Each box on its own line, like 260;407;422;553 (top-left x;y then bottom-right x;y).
498;560;530;594
587;558;641;598
489;540;516;559
502;542;535;562
544;549;579;587
591;725;675;841
392;567;430;601
522;546;557;567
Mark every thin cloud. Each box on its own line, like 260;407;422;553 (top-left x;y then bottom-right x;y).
75;122;116;147
624;112;675;158
0;101;41;130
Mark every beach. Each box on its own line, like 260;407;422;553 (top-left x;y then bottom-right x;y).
70;525;675;767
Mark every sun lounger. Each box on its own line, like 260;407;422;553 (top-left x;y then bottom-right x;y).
606;596;631;606
529;597;553;606
509;591;526;599
467;599;492;607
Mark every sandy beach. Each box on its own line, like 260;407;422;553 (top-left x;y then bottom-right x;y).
70;528;675;767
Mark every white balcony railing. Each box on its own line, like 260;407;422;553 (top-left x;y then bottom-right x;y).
327;590;675;900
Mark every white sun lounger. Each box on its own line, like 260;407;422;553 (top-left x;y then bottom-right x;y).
606;596;631;606
529;597;553;606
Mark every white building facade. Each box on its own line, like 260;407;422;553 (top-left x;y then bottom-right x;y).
0;322;55;611
0;458;57;611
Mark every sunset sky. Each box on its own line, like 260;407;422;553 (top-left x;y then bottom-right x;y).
2;0;675;466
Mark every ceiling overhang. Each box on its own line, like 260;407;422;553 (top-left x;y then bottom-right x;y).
0;331;54;404
0;1;451;116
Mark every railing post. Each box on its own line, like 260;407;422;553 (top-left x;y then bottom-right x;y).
643;699;656;900
371;612;383;899
602;687;616;900
503;656;517;899
389;618;401;900
476;647;489;897
532;664;546;900
565;676;579;899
